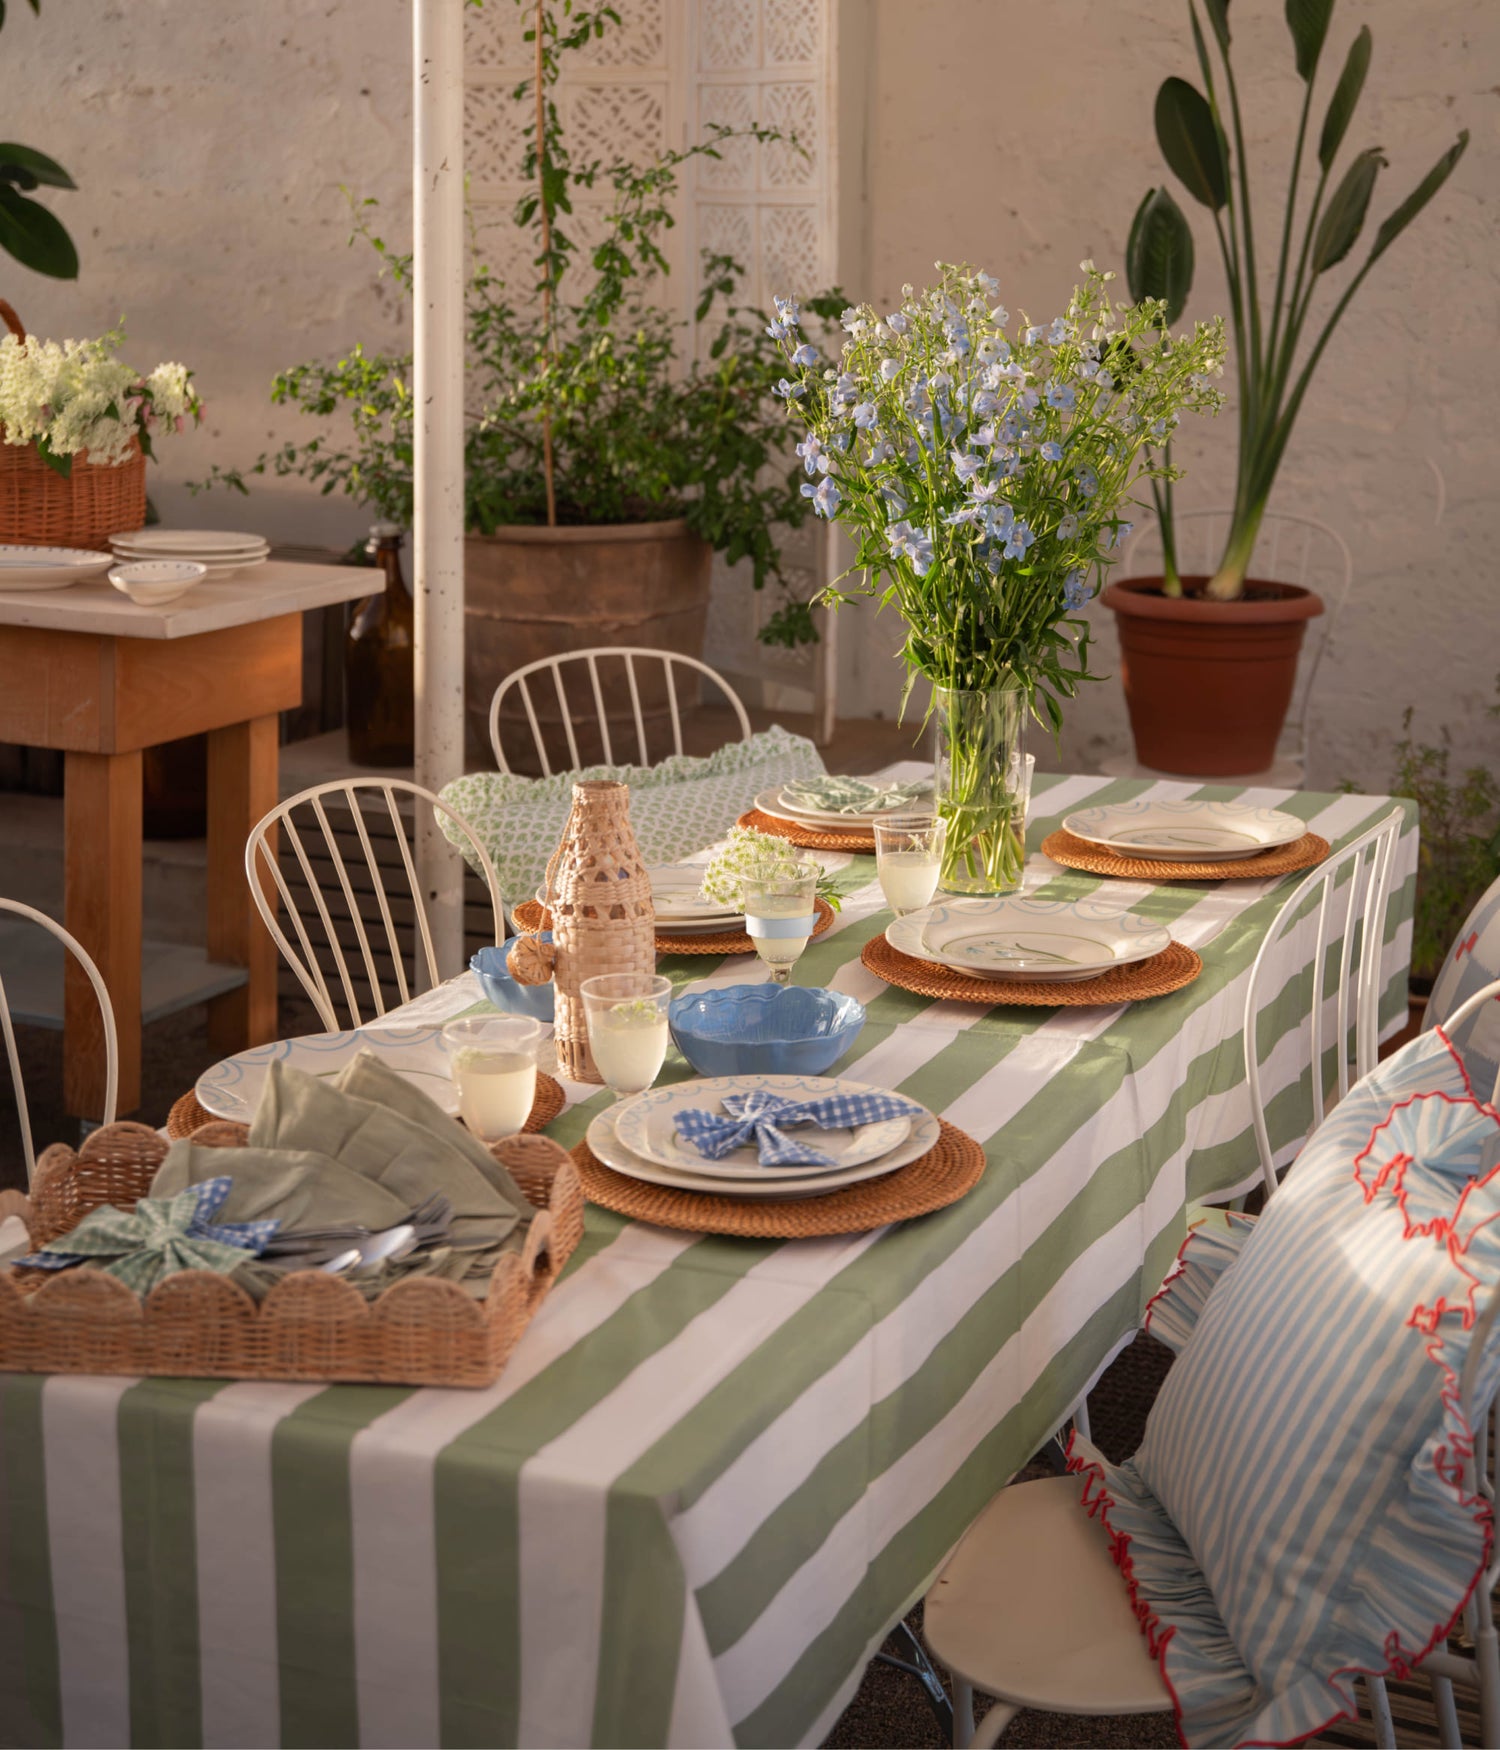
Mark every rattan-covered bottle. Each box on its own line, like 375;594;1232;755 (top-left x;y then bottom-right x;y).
549;780;656;1082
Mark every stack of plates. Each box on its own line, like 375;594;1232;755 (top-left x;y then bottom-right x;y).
886;895;1173;983
589;1073;941;1200
1061;799;1305;861
535;864;745;935
753;780;933;831
109;528;269;578
0;544;113;592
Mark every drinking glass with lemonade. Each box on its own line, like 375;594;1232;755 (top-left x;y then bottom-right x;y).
740;861;820;985
581;973;673;1096
442;1014;543;1141
872;815;948;917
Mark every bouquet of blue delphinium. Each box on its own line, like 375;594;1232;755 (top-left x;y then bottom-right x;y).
768;261;1225;733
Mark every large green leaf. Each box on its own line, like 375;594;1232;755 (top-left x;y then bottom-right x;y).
1126;185;1196;323
1285;0;1335;81
1311;146;1385;272
0;183;78;277
1318;26;1371;171
1202;0;1230;53
1368;130;1470;263
1154;76;1229;210
0;142;74;189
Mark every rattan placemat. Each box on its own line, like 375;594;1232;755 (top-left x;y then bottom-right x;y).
167;1069;567;1142
513;896;837;956
1040;827;1329;882
861;934;1202;1007
736;807;877;853
573;1116;985;1237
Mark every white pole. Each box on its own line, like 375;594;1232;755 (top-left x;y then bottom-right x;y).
413;0;466;972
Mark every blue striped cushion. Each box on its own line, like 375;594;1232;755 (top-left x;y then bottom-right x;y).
1071;1024;1500;1747
1427;873;1500;1054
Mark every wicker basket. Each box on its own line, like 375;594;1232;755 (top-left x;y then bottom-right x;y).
0;299;147;550
0;1119;584;1389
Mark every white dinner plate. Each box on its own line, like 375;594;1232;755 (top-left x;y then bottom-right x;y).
110;528;268;556
587;1099;940;1199
0;544;113;589
196;1025;457;1123
646;864;743;922
886;896;1172;981
1062;799;1306;861
611;1072;928;1178
752;784;933;831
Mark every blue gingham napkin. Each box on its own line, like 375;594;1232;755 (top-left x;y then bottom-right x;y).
674;1089;923;1168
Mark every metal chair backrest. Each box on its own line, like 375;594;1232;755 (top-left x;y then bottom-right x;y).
488;646;752;776
1243;807;1405;1196
245;779;505;1031
1119;508;1353;773
0;898;118;1186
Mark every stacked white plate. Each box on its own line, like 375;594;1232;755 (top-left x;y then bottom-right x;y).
887;895;1173;982
0;544;113;591
109;528;270;578
753;781;933;831
1062;798;1305;861
536;863;745;935
590;1073;941;1200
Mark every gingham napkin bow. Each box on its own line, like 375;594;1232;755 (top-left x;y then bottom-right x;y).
674;1089;922;1168
17;1176;280;1295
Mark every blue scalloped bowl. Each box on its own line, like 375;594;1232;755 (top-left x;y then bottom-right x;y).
668;984;865;1078
470;937;555;1023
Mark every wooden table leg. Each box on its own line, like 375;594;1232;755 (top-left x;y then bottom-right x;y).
206;715;280;1054
63;750;142;1119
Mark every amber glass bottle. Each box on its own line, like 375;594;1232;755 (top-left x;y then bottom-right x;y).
345;522;414;767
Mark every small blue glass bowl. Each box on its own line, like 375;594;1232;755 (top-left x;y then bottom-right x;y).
470;936;555;1023
668;984;865;1078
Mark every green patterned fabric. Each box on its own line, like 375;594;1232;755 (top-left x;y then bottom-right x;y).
779;774;931;814
0;771;1419;1750
437;725;824;905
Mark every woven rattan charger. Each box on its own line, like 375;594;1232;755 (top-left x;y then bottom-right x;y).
736;808;878;854
513;896;837;957
862;934;1202;1006
1041;828;1329;882
166;1069;567;1143
573;1116;985;1239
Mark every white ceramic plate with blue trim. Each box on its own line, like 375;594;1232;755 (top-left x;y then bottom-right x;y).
754;783;934;830
0;544;113;589
611;1072;936;1179
195;1025;457;1122
1062;798;1305;861
886;896;1172;982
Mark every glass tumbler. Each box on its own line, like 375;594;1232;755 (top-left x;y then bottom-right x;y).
872;814;948;917
580;972;674;1097
442;1014;543;1142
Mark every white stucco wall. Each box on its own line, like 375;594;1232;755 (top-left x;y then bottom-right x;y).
10;0;1497;790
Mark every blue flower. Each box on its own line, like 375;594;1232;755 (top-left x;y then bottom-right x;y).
975;271;1001;298
1040;441;1063;462
968;477;1002;504
774;296;801;326
887;519;935;575
1047;318;1069;345
1046;381;1075;412
1063;567;1090;609
796;434;826;476
943;504;984;526
1019;388;1040;412
852;401;878;430
880;357;902;382
801;477;842;518
791;343;818;368
1057;512;1080;540
951;448;985;483
865;437;895;465
1024;325;1044;345
887;312;909;335
1002;521;1036;561
840;306;864;332
972;389;1001;417
1074;466;1099;499
774;378;806;401
766;319;791;342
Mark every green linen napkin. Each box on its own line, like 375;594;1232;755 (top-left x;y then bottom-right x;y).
779;775;931;815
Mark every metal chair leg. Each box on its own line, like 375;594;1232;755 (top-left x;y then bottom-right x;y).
874;1619;954;1743
970;1700;1020;1748
1366;1673;1397;1749
1429;1671;1462;1749
953;1678;975;1748
1073;1398;1092;1443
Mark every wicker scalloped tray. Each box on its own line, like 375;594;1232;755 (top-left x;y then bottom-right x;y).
1041;828;1329;882
167;1069;567;1143
0;1120;583;1388
861;933;1203;1007
736;807;877;853
513;897;836;956
573;1116;986;1238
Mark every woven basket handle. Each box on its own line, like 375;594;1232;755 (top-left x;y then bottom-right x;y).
0;301;25;341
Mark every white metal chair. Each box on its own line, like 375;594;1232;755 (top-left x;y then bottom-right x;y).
923;975;1500;1750
1242;807;1405;1200
487;647;752;775
1119;508;1354;774
0;899;118;1186
244;779;505;1031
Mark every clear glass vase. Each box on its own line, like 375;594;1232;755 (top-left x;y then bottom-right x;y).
933;683;1030;896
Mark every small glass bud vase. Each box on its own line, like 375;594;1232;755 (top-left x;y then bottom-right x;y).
933;683;1031;896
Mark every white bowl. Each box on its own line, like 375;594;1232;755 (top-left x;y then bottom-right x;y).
108;560;208;606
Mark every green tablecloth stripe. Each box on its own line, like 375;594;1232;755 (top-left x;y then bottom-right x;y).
273;1386;413;1748
733;1279;1144;1748
118;1379;225;1750
0;1376;59;1750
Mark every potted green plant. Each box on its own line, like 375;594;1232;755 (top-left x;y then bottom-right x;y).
206;0;836;768
1109;0;1468;775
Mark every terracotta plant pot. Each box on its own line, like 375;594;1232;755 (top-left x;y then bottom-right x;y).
464;519;713;772
1102;577;1324;777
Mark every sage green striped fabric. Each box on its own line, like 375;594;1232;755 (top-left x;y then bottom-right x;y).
0;772;1417;1750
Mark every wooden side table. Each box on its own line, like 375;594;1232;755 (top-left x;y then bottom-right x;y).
0;561;380;1118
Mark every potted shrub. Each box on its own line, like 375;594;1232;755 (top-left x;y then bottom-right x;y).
207;0;836;768
1108;0;1468;775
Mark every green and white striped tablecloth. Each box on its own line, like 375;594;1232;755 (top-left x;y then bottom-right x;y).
0;773;1416;1750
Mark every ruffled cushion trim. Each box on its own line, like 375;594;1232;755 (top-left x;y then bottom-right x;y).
1144;1213;1257;1356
